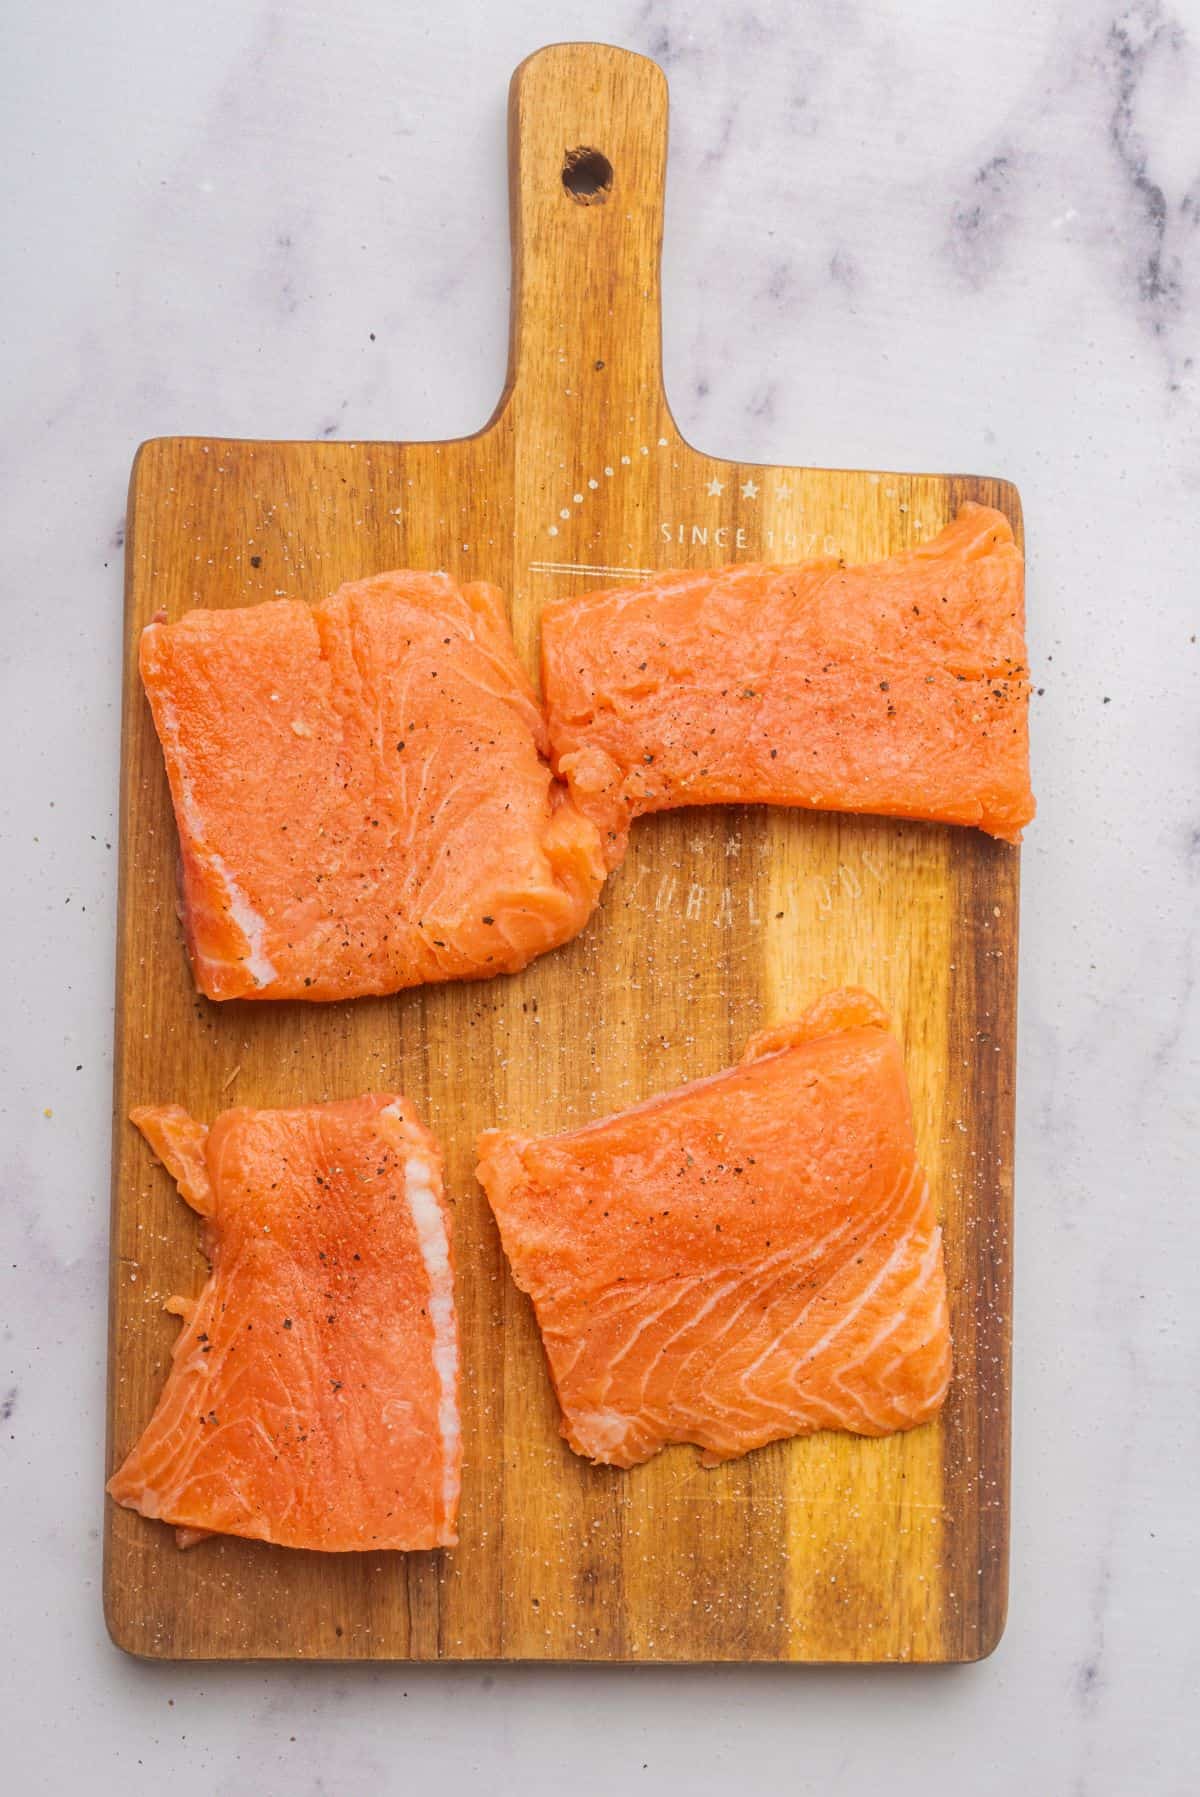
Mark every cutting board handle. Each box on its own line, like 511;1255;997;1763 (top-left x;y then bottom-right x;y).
503;42;669;423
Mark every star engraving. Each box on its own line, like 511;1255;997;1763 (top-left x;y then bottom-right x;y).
706;477;725;496
741;479;760;500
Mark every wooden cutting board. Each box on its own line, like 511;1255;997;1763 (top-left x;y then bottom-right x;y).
105;41;1017;1662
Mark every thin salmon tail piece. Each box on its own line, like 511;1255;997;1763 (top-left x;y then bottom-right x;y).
109;1094;461;1552
540;504;1034;856
477;989;951;1471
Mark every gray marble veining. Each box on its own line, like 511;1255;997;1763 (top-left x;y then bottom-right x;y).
2;0;1197;1792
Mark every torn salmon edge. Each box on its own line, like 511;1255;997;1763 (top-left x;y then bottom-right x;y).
381;1101;462;1539
481;987;894;1156
138;643;278;992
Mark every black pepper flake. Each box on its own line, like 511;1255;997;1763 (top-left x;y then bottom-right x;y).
249;555;262;569
482;915;494;925
282;1318;293;1330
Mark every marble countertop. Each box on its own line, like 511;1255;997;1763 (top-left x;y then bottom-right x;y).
3;0;1196;1790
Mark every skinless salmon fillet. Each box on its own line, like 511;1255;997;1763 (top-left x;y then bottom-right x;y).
139;572;607;1000
476;991;950;1469
540;504;1034;867
107;1095;460;1551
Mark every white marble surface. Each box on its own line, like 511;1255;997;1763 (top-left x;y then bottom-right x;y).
3;0;1197;1789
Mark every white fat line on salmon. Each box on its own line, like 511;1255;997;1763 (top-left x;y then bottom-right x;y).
386;1117;460;1525
144;666;278;987
779;1178;930;1399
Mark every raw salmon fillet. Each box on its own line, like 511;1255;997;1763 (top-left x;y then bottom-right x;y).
107;1094;460;1551
477;991;950;1469
140;572;607;1000
541;503;1033;867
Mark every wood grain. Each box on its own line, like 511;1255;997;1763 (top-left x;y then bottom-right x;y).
105;41;1017;1662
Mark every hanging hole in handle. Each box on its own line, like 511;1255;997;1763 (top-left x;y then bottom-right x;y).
562;146;613;205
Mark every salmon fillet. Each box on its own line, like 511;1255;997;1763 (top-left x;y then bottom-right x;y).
477;991;950;1469
140;572;607;1000
107;1094;460;1551
541;504;1033;866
